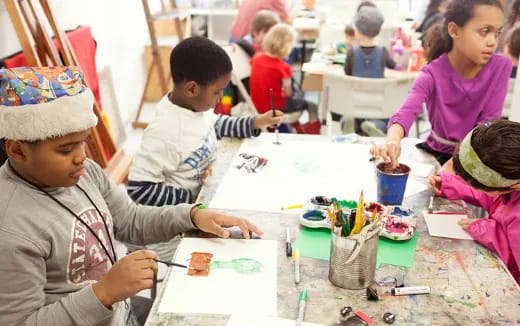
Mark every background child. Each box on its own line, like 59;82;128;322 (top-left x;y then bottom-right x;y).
237;10;280;56
372;0;512;167
503;24;520;77
343;6;396;136
336;24;356;54
250;23;320;134
0;66;262;325
429;119;520;284
344;6;396;78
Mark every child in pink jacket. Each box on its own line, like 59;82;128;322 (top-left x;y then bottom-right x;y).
429;119;520;284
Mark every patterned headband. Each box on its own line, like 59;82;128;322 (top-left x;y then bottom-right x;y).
458;129;520;188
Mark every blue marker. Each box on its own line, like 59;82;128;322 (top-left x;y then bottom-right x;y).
295;288;308;326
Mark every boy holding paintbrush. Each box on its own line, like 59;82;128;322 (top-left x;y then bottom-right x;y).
0;66;263;326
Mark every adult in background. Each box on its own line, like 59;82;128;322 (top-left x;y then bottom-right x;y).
416;0;447;33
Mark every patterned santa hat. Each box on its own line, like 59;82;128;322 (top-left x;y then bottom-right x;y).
0;66;97;141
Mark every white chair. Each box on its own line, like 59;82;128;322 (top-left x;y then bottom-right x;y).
502;78;516;118
221;44;258;116
321;71;415;135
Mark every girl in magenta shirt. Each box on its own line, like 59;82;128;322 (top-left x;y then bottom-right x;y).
373;0;512;167
429;120;520;284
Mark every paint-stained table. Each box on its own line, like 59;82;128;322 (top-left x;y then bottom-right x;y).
145;134;520;326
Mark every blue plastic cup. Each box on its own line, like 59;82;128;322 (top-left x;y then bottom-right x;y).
376;162;410;205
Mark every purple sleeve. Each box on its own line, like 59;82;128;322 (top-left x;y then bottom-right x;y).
438;173;496;210
388;71;433;136
477;58;512;124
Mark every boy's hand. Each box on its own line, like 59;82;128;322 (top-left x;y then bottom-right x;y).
200;165;213;185
93;250;158;307
253;110;284;129
429;175;442;195
191;208;264;239
370;140;401;169
458;218;476;230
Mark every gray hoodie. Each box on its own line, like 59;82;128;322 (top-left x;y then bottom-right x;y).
0;159;197;325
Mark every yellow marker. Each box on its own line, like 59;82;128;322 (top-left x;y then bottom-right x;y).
281;204;304;210
350;190;365;235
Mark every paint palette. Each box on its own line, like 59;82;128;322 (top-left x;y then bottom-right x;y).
299;209;332;229
299;197;356;229
380;206;417;241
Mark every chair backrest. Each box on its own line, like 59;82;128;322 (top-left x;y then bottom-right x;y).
221;44;258;115
321;71;415;134
502;78;515;118
222;44;252;81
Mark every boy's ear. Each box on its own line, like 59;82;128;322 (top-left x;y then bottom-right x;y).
447;22;460;39
183;81;200;98
5;140;28;162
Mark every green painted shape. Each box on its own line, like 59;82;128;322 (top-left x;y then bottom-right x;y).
210;258;263;275
376;233;419;268
435;294;477;308
293;227;332;261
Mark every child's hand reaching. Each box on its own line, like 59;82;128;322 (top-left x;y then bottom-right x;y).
429;175;442;195
191;208;264;239
458;218;476;230
93;250;158;307
253;110;284;129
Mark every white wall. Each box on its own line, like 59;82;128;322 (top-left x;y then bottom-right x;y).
0;0;151;125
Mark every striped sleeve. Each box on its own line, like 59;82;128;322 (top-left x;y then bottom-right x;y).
214;115;261;140
127;180;193;206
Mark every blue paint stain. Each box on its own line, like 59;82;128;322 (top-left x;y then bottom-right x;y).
409;294;419;305
389;206;413;217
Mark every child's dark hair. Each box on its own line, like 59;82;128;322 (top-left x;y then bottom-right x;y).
169;36;232;86
427;0;503;62
357;1;376;12
507;0;520;28
505;25;520;59
453;119;520;192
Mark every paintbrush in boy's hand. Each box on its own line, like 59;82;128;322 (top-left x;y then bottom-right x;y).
154;259;206;271
269;88;281;145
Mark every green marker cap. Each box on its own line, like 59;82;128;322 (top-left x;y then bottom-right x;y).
299;288;308;301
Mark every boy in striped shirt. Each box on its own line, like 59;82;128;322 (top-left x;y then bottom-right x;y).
128;37;282;219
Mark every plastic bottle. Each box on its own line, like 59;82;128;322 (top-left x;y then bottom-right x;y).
391;27;410;48
410;40;424;72
392;39;404;69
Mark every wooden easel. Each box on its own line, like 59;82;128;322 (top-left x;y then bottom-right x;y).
4;0;133;184
132;0;186;129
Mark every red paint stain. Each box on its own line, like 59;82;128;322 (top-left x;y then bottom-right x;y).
455;251;488;312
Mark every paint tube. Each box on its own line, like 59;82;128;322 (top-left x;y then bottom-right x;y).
391;285;431;296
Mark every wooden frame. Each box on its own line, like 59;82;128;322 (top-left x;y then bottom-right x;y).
4;0;133;184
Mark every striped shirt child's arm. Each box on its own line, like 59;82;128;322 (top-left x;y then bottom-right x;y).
127;180;193;206
214;115;261;139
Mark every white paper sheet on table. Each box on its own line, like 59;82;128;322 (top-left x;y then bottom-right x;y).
157;238;277;315
423;211;474;240
226;314;326;326
209;134;429;213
